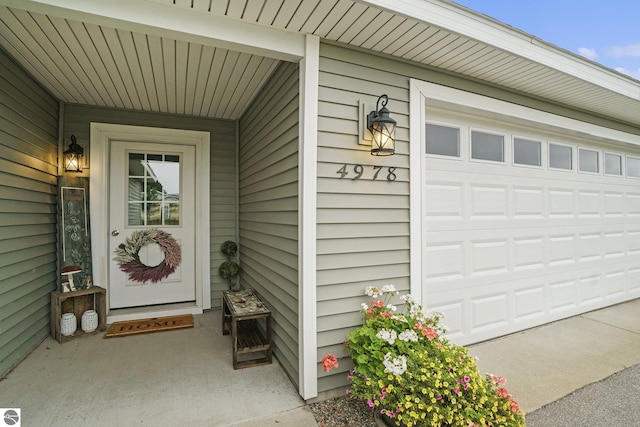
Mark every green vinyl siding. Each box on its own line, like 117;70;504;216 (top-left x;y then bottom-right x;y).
316;43;411;393
239;61;299;386
0;47;59;378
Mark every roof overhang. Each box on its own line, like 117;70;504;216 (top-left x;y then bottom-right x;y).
0;0;638;126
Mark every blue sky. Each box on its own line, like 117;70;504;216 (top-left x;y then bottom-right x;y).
452;0;640;80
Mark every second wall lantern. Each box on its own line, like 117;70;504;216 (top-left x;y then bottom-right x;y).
367;94;396;156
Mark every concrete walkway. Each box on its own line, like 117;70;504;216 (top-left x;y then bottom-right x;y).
1;299;639;426
468;298;640;415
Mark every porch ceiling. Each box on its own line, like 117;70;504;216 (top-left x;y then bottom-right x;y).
1;0;639;127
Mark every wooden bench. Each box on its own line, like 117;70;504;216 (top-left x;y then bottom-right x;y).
222;289;272;369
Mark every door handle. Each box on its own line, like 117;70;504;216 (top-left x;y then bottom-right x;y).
111;230;120;236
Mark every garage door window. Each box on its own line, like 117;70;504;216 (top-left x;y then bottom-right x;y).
513;138;541;166
579;148;599;173
426;123;460;157
549;143;573;170
604;153;622;176
471;131;504;162
628;156;640;178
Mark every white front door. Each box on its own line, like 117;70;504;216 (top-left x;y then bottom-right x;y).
109;140;196;309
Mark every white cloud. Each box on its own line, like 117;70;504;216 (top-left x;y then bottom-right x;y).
577;47;598;61
608;43;640;58
614;67;640;80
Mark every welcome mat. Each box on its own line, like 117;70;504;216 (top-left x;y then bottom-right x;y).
104;314;193;338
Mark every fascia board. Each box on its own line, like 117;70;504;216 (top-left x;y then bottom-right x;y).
360;0;640;100
1;0;305;61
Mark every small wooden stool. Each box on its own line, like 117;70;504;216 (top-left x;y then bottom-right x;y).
222;289;272;369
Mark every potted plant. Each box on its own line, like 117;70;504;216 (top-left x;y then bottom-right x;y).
324;285;526;427
219;240;239;290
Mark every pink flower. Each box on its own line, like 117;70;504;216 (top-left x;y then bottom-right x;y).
496;387;510;398
491;375;506;385
371;300;386;308
423;326;437;340
367;400;375;408
453;388;460;394
509;396;522;414
321;354;339;372
380;310;393;318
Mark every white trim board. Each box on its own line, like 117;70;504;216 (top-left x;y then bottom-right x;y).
412;80;640;147
89;122;211;321
298;34;320;401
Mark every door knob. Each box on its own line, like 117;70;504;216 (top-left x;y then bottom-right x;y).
111;230;120;236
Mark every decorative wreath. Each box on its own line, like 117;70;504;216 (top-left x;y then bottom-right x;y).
114;229;181;283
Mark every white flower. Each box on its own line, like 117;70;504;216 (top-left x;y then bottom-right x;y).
383;352;407;376
388;304;397;312
398;329;419;342
376;328;397;345
361;303;369;310
400;294;413;303
391;314;407;323
365;286;380;298
381;284;397;295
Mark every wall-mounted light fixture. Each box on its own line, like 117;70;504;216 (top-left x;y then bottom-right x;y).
366;94;396;156
63;135;83;173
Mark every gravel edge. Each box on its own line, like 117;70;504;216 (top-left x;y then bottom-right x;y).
308;395;378;427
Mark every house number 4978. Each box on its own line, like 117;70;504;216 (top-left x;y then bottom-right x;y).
336;164;397;181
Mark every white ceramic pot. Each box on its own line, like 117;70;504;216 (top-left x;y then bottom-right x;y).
60;313;77;336
81;310;98;333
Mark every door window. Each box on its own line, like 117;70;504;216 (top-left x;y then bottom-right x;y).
127;152;181;226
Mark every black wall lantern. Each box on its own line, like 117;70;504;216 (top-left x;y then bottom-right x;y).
367;94;396;156
63;135;84;173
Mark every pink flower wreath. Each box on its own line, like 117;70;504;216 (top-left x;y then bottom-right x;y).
114;229;181;283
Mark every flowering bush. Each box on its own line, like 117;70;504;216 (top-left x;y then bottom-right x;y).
333;285;526;427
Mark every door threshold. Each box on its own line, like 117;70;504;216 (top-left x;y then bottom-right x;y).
107;303;202;324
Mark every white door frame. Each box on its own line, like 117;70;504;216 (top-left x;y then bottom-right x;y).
90;122;210;322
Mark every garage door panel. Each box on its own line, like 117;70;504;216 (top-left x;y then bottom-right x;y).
629;230;640;254
603;191;625;216
470;239;508;276
513;187;545;218
604;270;627;298
513;237;545;270
578;190;601;216
424;241;464;280
470;184;508;218
424;181;464;219
628;193;640;216
628;268;640;293
549;279;578;312
470;294;509;333
578;233;602;261
514;286;545;321
548;189;575;217
423;109;640;345
579;274;603;304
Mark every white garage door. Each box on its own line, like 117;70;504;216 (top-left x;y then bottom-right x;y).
422;107;640;345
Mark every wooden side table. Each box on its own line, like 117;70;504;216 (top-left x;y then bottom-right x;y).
222;289;272;369
51;286;107;343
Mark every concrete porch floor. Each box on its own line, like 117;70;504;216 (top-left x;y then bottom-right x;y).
0;310;314;426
